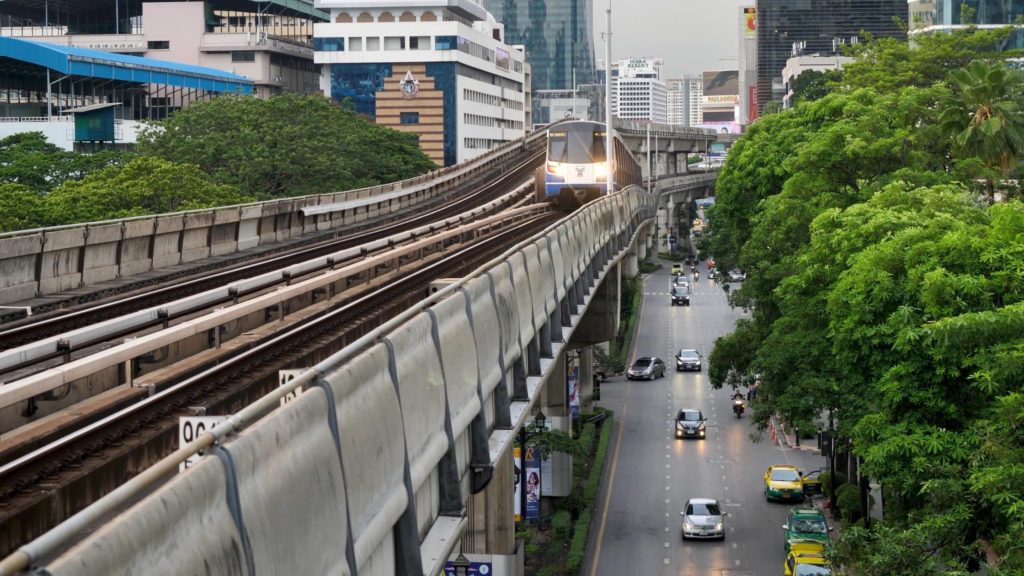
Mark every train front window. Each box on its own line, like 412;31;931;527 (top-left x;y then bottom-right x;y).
548;126;607;163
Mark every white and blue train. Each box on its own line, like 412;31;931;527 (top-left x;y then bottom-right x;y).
538;120;642;209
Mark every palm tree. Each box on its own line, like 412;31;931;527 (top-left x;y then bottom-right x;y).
937;59;1024;200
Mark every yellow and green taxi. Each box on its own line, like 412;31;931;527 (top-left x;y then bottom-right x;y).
671;263;685;276
783;507;831;552
764;464;804;502
783;539;835;576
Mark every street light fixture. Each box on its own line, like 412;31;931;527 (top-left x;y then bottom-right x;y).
518;410;547;524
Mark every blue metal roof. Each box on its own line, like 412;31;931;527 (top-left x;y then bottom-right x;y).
0;37;254;94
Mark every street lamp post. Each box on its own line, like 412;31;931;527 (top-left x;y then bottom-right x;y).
518;410;547;524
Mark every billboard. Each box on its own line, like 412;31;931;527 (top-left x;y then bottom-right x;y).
744;7;756;37
702;70;739;104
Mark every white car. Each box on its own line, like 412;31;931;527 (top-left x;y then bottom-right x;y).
680;497;726;540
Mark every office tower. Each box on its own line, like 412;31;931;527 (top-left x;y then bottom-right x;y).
908;0;1024;50
483;0;596;90
755;0;906;114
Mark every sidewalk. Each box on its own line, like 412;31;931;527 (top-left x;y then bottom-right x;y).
768;417;823;453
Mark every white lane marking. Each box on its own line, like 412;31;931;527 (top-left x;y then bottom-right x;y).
664;559;670;565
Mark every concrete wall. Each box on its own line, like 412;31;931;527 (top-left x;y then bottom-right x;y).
31;186;657;576
0;131;546;307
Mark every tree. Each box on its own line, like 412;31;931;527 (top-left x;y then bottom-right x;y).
789;68;840;105
0;131;127;193
136;93;436;200
44;156;253;223
0;183;48;232
938;60;1024;199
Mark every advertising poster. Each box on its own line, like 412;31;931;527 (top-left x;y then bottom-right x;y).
567;364;580;420
514;445;522;521
524;444;541;522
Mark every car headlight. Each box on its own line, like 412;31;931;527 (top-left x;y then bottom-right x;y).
683;520;694;530
715;522;723;531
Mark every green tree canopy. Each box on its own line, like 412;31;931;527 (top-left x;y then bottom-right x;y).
136;93;436;200
0;131;127;193
43;156;253;223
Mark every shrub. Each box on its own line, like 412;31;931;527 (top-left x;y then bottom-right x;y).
584;417;614;505
566;510;592;572
552;510;573;542
820;470;848;499
835;482;862;524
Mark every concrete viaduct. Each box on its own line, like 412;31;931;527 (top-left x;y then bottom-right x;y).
0;123;724;576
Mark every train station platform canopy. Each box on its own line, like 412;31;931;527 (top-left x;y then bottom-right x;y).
0;37;254;94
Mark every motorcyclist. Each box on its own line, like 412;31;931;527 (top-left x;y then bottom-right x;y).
693;269;700;282
732;390;746;416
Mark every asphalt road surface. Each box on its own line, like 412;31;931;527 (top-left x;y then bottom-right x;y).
587;262;828;576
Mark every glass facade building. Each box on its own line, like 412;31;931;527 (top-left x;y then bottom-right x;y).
482;0;595;90
755;0;907;114
909;1;1024;51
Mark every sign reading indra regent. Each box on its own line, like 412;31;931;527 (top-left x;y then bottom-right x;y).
400;70;419;99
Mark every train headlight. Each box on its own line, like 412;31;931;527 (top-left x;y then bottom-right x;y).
594;162;609;180
546;161;567;178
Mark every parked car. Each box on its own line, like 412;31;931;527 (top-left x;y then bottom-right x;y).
783;540;834;575
675;408;706;439
764;465;805;502
726;269;746;282
680;497;726;540
675;349;702;371
626;357;666;380
670;286;690;306
783;507;832;552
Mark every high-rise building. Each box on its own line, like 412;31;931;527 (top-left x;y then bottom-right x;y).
611;58;666;123
908;0;1024;49
738;6;757;126
482;0;595;91
755;0;906;114
314;0;527;167
666;78;686;125
685;74;703;127
701;70;739;133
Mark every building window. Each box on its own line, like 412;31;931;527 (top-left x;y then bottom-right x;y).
400;112;420;124
411;36;429;50
148;40;169;49
232;51;255;62
435;35;458;50
349;37;362;51
384;36;405;50
366;37;380;51
314;37;344;52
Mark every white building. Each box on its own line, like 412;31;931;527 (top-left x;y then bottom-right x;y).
781;53;852;109
666;78;686;125
610;57;666;123
685;74;703;127
313;0;528;166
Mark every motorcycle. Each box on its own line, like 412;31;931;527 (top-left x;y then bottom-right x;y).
732;398;745;418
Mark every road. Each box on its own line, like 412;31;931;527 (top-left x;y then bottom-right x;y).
587;262;828;576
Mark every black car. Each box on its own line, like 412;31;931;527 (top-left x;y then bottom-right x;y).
675;408;706;439
671;286;690;306
676;349;702;371
685;253;699;266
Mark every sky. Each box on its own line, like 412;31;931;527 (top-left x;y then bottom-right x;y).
591;0;750;79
